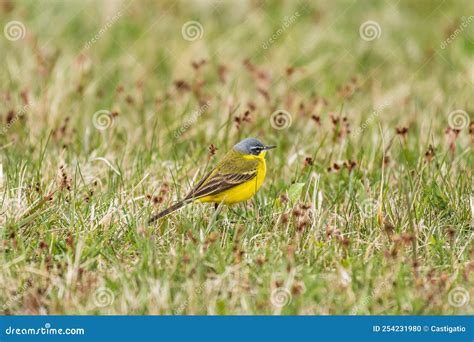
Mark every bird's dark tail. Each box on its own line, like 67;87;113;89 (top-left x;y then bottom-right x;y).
149;200;189;223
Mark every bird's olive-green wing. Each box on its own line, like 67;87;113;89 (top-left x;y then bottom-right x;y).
184;150;259;200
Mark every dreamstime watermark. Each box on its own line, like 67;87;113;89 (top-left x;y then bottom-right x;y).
5;323;85;336
174;279;211;314
351;279;390;314
174;101;210;138
270;110;292;130
1;104;31;135
3;20;26;41
360;198;378;218
92;287;114;307
470;195;474;227
262;11;300;49
448;287;470;308
447;109;470;130
270;287;292;307
2;197;24;217
92;110;113;130
181;21;204;41
83;10;123;50
359;20;382;41
351;101;389;138
440;16;474;49
2;281;32;311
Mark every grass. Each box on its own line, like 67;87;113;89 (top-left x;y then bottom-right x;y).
0;0;473;315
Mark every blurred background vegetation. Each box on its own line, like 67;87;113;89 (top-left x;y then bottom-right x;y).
0;0;472;314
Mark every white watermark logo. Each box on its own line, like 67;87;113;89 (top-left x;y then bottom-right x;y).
270;287;292;307
181;21;204;41
448;286;470;307
447;109;469;130
359;20;382;41
4;21;26;41
93;287;115;307
92;110;113;130
270;110;292;130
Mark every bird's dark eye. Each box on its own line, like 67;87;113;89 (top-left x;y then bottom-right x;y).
251;146;262;155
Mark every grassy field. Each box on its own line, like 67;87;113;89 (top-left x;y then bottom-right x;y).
0;0;473;315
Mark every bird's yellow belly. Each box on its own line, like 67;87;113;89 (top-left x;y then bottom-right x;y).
196;161;266;205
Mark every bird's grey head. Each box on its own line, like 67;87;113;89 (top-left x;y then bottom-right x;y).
233;138;276;156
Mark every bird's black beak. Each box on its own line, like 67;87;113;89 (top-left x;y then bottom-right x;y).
263;145;276;150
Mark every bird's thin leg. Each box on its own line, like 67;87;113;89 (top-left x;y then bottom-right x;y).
214;202;222;223
214;202;224;222
206;202;224;233
226;205;240;223
228;206;239;215
244;202;250;217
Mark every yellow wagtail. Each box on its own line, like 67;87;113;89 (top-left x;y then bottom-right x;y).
149;137;276;222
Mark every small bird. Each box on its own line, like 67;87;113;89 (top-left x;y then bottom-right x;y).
149;137;276;222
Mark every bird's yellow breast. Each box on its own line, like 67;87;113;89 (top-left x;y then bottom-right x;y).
196;152;267;204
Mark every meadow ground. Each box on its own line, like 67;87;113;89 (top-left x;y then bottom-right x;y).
0;0;473;315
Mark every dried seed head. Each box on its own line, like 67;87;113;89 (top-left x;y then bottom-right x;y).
424;144;435;162
174;80;191;92
384;221;395;235
186;230;197;244
311;115;321;125
279;193;289;204
206;232;219;244
340;236;350;248
344;160;357;172
65;234;74;248
291;282;304;295
6;110;15;124
286;244;296;258
208;143;218;158
446;226;455;240
329;113;339;125
292;208;303;217
396;127;408;135
299;203;311;211
247;101;256;112
159;182;170;194
297;219;308;232
243;58;256;72
218;64;228;84
255;255;266;266
400;232;415;245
